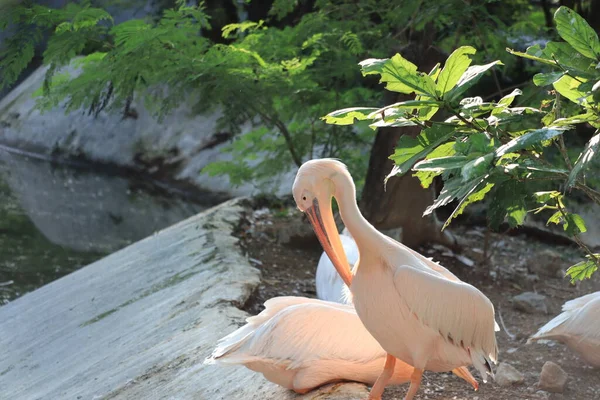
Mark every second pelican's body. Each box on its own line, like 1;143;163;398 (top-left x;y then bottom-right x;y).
206;296;478;392
293;159;499;400
529;291;600;367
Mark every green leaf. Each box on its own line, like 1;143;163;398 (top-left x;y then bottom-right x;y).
508;42;594;74
445;60;503;102
491;88;522;116
413;142;457;188
553;75;592;106
436;46;476;95
444;181;494;229
413;156;469;172
322;107;379;125
423;175;485;216
554;6;600;60
488;180;528;229
567;133;600;188
359;54;438;97
495;126;569;157
552;112;598;126
566;256;600;283
533;71;565;87
387;124;456;181
565;213;587;235
461;153;494;181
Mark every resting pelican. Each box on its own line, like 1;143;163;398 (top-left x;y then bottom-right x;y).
205;296;479;393
292;158;499;400
529;291;600;367
316;228;356;303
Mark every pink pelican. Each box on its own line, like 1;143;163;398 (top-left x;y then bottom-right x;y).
529;291;600;367
205;296;479;393
292;158;499;400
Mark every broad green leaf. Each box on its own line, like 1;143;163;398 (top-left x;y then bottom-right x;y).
413;142;457;188
565;213;587;235
508;42;594;74
387;124;456;181
455;132;495;155
554;6;600;60
552;112;598;126
322;107;379;125
413;156;469;172
363;54;438;97
359;58;388;75
533;190;562;203
369;118;417;129
491;88;522;116
445;60;503;101
444;181;495;229
368;100;442;118
495;126;569;157
423;175;484;216
436;46;476;95
566;132;600;188
461;153;494;181
553;75;592;106
533;71;565;86
488;180;528;229
566;256;600;283
428;62;441;81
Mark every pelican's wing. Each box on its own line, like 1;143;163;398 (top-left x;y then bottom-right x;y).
391;264;498;378
214;301;384;367
562;291;600;312
208;297;325;360
530;292;600;341
559;296;600;339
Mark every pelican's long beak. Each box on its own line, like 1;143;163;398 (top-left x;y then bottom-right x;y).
304;197;353;288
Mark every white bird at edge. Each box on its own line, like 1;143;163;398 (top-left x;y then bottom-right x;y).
316;227;356;303
529;291;600;367
292;158;499;400
205;296;479;393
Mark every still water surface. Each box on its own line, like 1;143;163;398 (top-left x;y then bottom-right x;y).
0;149;210;304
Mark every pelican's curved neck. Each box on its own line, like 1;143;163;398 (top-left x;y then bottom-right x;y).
332;173;382;251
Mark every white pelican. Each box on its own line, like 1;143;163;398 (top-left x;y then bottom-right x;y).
529;291;600;367
292;158;499;400
316;228;356;303
205;296;479;393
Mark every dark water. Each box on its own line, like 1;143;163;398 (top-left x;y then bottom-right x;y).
0;149;210;304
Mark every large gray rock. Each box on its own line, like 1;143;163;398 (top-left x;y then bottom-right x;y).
537;361;568;393
0;63;294;198
512;292;548;314
495;362;524;386
0;199;368;399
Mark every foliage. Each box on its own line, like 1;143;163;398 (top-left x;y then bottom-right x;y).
325;7;600;282
0;0;546;192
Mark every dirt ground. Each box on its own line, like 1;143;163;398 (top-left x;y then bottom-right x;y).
235;204;600;400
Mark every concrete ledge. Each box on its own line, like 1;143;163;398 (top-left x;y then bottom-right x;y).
0;198;369;399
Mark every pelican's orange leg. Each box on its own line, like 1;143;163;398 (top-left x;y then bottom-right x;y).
451;366;479;391
403;367;424;400
367;353;396;400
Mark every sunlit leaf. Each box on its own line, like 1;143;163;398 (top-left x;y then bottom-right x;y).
445;60;503;102
495;126;569;157
322;107;379;125
436;46;476;96
554;6;600;60
567;132;600;188
533;71;565;86
566;256;600;283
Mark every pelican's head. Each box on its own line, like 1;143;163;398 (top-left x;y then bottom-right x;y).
293;159;353;287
